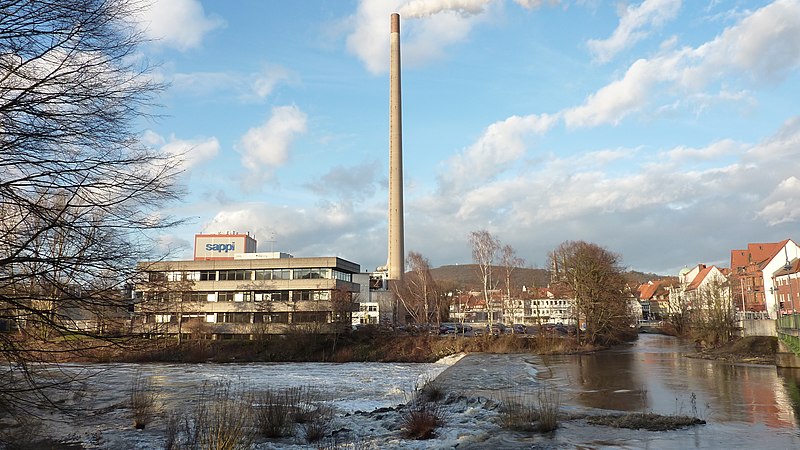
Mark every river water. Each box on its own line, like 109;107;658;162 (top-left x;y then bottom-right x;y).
9;334;800;449
436;333;800;448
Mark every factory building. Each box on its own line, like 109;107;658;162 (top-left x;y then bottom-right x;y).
134;233;361;338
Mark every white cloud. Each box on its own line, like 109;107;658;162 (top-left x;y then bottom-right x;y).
663;139;741;163
588;0;682;64
757;177;800;226
304;160;382;201
238;105;308;184
563;56;677;127
253;65;291;99
202;201;384;265
565;0;800;128
137;0;224;51
143;131;220;174
439;113;558;191
168;64;291;101
688;0;800;83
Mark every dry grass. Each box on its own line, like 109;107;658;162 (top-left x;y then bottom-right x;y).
498;392;539;431
166;382;255;450
253;386;318;438
498;388;560;433
537;388;560;432
130;371;157;429
400;402;444;440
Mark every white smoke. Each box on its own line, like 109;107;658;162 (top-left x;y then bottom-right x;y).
398;0;492;18
398;0;558;18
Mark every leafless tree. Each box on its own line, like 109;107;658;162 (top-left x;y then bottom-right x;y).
500;245;525;325
549;241;631;345
469;230;500;323
392;251;441;326
0;0;184;421
691;278;735;347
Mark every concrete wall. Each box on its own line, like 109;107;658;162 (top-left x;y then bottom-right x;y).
737;319;777;337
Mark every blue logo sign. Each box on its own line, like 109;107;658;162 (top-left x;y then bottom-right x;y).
206;243;235;253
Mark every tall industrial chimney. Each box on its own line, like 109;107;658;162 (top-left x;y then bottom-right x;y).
387;12;405;281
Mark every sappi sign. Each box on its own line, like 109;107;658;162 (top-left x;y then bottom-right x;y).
205;242;235;253
194;234;255;260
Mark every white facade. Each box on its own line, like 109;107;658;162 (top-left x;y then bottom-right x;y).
762;240;800;318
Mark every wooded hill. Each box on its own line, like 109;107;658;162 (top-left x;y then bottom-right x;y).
429;264;665;291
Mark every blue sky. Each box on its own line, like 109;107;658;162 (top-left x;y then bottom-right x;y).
135;0;800;275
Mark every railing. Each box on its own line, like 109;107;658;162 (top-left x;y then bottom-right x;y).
777;313;800;356
777;313;800;330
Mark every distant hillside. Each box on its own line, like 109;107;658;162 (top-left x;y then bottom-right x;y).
624;270;670;286
430;264;550;291
430;264;666;290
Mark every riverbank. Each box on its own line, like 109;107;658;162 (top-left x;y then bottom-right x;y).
687;335;777;365
41;328;595;364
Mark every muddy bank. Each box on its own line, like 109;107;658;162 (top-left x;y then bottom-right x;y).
687;335;777;365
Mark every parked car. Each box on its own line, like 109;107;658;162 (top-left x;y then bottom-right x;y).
487;323;508;335
512;324;527;334
439;323;457;335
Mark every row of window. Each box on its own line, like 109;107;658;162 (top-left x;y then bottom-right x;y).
148;311;329;324
145;290;340;303
149;268;353;283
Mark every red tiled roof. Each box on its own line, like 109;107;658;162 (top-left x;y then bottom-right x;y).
731;240;791;270
687;266;714;291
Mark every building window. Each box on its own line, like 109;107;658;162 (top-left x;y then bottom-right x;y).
293;268;330;279
218;270;252;281
148;272;167;282
254;291;287;302
217;292;235;302
293;311;328;323
220;313;251;323
292;290;331;302
254;312;289;324
273;269;291;280
184;292;208;302
332;270;352;282
199;270;216;281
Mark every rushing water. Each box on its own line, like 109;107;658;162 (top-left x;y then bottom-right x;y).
437;333;800;448
10;335;800;449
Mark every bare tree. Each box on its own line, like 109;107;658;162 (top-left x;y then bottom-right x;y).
549;241;631;345
691;278;735;347
0;0;183;420
500;245;525;326
469;230;500;323
392;251;440;326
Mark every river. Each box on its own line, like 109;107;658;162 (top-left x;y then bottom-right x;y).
436;333;800;448
7;334;800;449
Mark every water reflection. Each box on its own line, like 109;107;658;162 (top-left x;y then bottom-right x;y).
538;334;800;430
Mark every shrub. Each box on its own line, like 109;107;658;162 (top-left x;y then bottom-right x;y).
498;388;560;433
537;388;560;432
400;402;444;440
498;392;539;431
166;382;254;450
130;371;157;429
301;405;332;443
253;386;317;438
416;379;445;404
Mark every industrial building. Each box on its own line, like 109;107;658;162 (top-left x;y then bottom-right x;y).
134;233;361;338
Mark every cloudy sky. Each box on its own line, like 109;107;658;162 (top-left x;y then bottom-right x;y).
137;0;800;275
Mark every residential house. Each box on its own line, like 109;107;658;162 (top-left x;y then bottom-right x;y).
771;258;800;316
730;240;800;318
638;280;671;320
